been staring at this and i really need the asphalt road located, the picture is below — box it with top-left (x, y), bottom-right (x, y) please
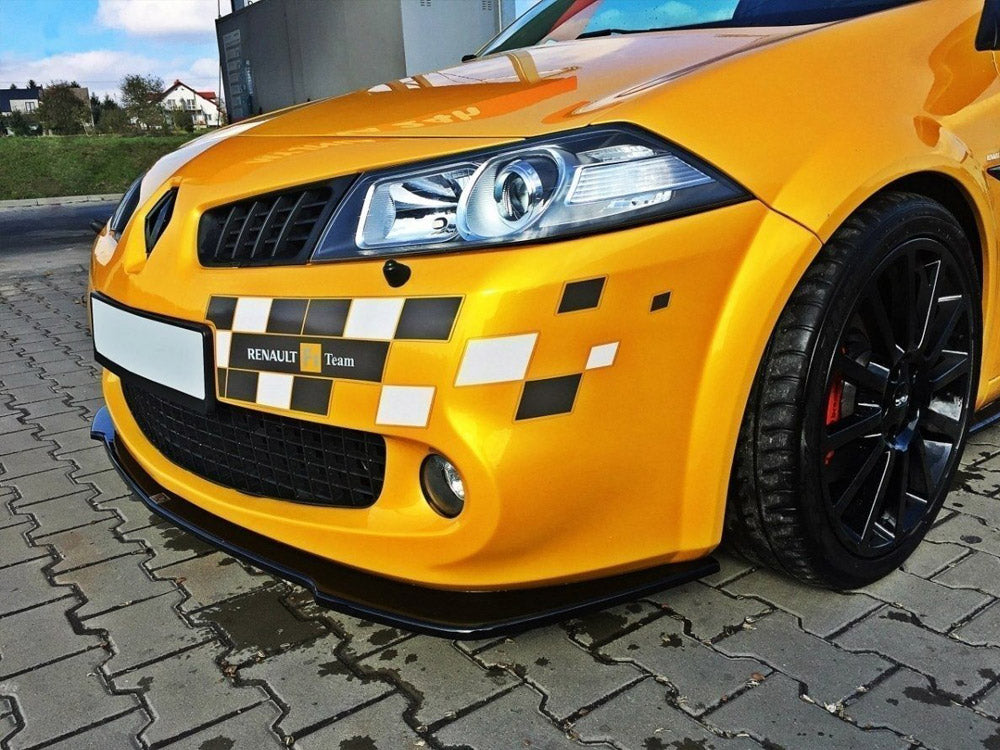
top-left (0, 201), bottom-right (114, 272)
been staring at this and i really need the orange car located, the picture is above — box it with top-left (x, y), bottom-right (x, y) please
top-left (90, 0), bottom-right (1000, 636)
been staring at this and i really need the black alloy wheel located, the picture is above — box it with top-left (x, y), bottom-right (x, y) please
top-left (820, 237), bottom-right (975, 558)
top-left (726, 191), bottom-right (981, 588)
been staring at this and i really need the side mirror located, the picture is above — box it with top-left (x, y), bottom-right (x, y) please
top-left (90, 218), bottom-right (108, 235)
top-left (462, 54), bottom-right (477, 62)
top-left (976, 0), bottom-right (1000, 51)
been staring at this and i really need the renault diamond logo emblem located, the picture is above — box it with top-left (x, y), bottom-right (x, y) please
top-left (300, 343), bottom-right (322, 373)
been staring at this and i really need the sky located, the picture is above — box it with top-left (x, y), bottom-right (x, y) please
top-left (0, 0), bottom-right (542, 103)
top-left (0, 0), bottom-right (222, 101)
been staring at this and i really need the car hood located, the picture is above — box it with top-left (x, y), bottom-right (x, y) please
top-left (238, 26), bottom-right (825, 139)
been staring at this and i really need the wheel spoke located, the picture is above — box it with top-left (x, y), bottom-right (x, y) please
top-left (922, 294), bottom-right (963, 363)
top-left (920, 403), bottom-right (964, 442)
top-left (903, 251), bottom-right (918, 350)
top-left (914, 433), bottom-right (951, 493)
top-left (928, 351), bottom-right (970, 393)
top-left (913, 260), bottom-right (941, 352)
top-left (862, 289), bottom-right (902, 363)
top-left (835, 353), bottom-right (890, 396)
top-left (861, 449), bottom-right (896, 546)
top-left (824, 408), bottom-right (885, 452)
top-left (891, 448), bottom-right (912, 537)
top-left (832, 443), bottom-right (885, 517)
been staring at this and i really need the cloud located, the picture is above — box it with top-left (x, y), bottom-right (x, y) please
top-left (0, 49), bottom-right (220, 101)
top-left (96, 0), bottom-right (219, 38)
top-left (0, 49), bottom-right (157, 91)
top-left (188, 57), bottom-right (220, 80)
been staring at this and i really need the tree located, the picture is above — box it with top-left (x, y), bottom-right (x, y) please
top-left (98, 107), bottom-right (129, 134)
top-left (121, 74), bottom-right (165, 132)
top-left (27, 79), bottom-right (37, 89)
top-left (90, 94), bottom-right (120, 129)
top-left (8, 111), bottom-right (37, 136)
top-left (37, 82), bottom-right (89, 135)
top-left (170, 107), bottom-right (194, 133)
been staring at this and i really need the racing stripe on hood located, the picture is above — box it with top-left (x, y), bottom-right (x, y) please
top-left (139, 120), bottom-right (264, 201)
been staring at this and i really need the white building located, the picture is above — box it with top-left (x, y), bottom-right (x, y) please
top-left (0, 86), bottom-right (41, 115)
top-left (160, 80), bottom-right (222, 128)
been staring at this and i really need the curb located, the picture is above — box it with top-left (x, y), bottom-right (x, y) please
top-left (0, 193), bottom-right (122, 210)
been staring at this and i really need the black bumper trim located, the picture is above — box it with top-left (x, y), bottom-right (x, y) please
top-left (971, 399), bottom-right (1000, 435)
top-left (91, 406), bottom-right (718, 639)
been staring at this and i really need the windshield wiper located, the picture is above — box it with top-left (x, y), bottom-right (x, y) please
top-left (576, 28), bottom-right (638, 39)
top-left (576, 20), bottom-right (738, 40)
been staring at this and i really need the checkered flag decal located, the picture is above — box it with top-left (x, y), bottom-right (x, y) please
top-left (208, 295), bottom-right (460, 421)
top-left (206, 276), bottom-right (650, 426)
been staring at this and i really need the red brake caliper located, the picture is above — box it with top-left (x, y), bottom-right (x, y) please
top-left (824, 375), bottom-right (844, 465)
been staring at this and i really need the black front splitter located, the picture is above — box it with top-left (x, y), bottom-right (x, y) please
top-left (971, 399), bottom-right (1000, 435)
top-left (91, 406), bottom-right (718, 639)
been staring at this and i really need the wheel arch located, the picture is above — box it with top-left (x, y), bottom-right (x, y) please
top-left (878, 171), bottom-right (987, 286)
top-left (696, 169), bottom-right (997, 553)
top-left (860, 169), bottom-right (999, 405)
top-left (784, 159), bottom-right (999, 404)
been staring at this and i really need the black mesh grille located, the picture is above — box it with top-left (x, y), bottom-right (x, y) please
top-left (122, 382), bottom-right (385, 508)
top-left (145, 188), bottom-right (177, 255)
top-left (197, 178), bottom-right (352, 267)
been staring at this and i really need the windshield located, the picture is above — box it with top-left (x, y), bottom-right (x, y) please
top-left (480, 0), bottom-right (922, 55)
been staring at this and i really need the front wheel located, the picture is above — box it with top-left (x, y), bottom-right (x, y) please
top-left (725, 191), bottom-right (981, 589)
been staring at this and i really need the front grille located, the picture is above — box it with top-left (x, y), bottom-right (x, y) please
top-left (145, 188), bottom-right (177, 255)
top-left (197, 177), bottom-right (352, 267)
top-left (122, 382), bottom-right (385, 508)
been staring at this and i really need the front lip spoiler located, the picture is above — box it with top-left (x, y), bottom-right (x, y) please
top-left (91, 406), bottom-right (719, 639)
top-left (971, 398), bottom-right (1000, 435)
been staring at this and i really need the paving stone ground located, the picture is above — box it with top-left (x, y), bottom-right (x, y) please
top-left (1, 259), bottom-right (999, 750)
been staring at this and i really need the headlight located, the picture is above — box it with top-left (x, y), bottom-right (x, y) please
top-left (313, 126), bottom-right (749, 261)
top-left (109, 173), bottom-right (145, 237)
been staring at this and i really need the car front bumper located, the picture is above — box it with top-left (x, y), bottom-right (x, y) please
top-left (91, 405), bottom-right (718, 637)
top-left (91, 194), bottom-right (822, 591)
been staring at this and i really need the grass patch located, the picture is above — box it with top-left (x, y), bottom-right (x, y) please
top-left (0, 135), bottom-right (198, 200)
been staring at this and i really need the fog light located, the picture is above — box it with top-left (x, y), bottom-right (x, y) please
top-left (421, 454), bottom-right (465, 518)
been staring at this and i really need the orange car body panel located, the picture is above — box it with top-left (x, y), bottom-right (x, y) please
top-left (90, 0), bottom-right (1000, 589)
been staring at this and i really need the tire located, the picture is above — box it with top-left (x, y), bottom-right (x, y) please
top-left (725, 191), bottom-right (981, 589)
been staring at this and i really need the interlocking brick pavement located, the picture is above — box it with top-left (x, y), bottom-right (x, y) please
top-left (1, 259), bottom-right (999, 749)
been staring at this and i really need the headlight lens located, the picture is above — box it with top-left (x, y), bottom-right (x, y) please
top-left (313, 126), bottom-right (748, 261)
top-left (357, 166), bottom-right (475, 249)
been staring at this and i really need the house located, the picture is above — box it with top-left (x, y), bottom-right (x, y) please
top-left (160, 80), bottom-right (221, 128)
top-left (0, 85), bottom-right (41, 115)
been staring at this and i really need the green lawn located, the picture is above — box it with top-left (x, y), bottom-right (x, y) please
top-left (0, 135), bottom-right (198, 200)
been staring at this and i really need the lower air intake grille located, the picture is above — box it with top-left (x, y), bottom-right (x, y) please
top-left (145, 188), bottom-right (177, 255)
top-left (122, 382), bottom-right (385, 508)
top-left (197, 177), bottom-right (352, 267)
